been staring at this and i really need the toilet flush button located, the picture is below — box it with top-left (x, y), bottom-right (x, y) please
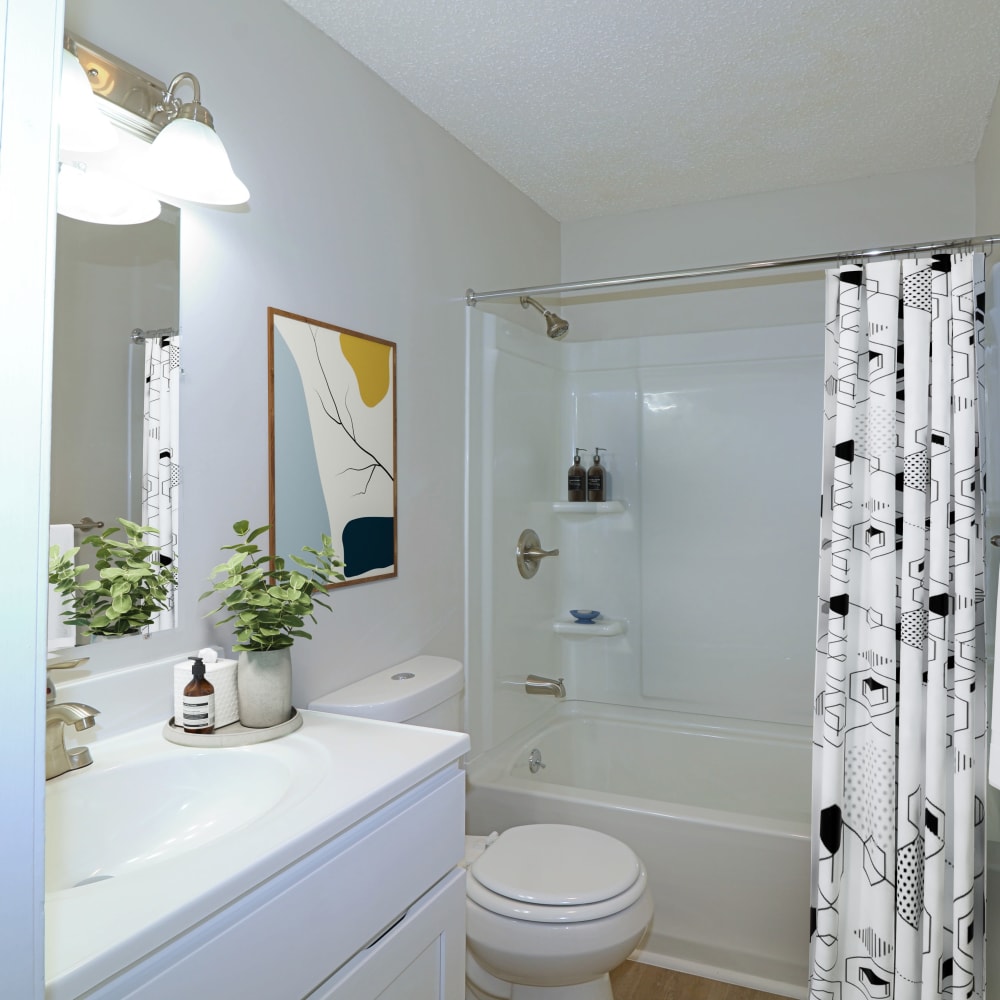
top-left (391, 672), bottom-right (415, 680)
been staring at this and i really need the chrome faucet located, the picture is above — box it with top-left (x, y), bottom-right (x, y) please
top-left (525, 674), bottom-right (566, 698)
top-left (46, 676), bottom-right (99, 780)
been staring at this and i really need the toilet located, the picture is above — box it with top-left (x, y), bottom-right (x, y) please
top-left (309, 656), bottom-right (654, 1000)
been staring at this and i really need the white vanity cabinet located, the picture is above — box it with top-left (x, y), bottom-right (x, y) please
top-left (46, 712), bottom-right (469, 1000)
top-left (89, 768), bottom-right (465, 1000)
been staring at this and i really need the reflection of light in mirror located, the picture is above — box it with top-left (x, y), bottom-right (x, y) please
top-left (58, 162), bottom-right (161, 226)
top-left (643, 392), bottom-right (678, 413)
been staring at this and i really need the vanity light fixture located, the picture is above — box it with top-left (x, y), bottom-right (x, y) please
top-left (60, 33), bottom-right (250, 214)
top-left (145, 73), bottom-right (250, 207)
top-left (58, 44), bottom-right (118, 154)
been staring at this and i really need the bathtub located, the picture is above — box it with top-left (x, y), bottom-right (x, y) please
top-left (465, 700), bottom-right (811, 999)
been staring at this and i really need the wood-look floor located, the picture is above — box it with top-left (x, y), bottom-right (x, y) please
top-left (609, 962), bottom-right (787, 1000)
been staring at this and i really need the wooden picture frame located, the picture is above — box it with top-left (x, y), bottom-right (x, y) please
top-left (268, 308), bottom-right (397, 587)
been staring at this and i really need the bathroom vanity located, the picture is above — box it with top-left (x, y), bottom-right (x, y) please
top-left (44, 709), bottom-right (469, 999)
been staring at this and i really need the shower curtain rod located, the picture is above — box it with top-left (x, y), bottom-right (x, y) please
top-left (130, 326), bottom-right (177, 343)
top-left (465, 233), bottom-right (1000, 305)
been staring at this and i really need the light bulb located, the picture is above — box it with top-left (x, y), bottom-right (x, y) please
top-left (59, 49), bottom-right (117, 154)
top-left (145, 117), bottom-right (249, 207)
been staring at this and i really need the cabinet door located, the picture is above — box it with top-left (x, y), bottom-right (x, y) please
top-left (308, 869), bottom-right (465, 1000)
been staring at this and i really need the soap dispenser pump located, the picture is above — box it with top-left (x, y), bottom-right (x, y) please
top-left (182, 656), bottom-right (216, 734)
top-left (567, 448), bottom-right (586, 502)
top-left (587, 448), bottom-right (607, 502)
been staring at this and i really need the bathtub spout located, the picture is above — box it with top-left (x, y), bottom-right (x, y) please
top-left (525, 674), bottom-right (566, 698)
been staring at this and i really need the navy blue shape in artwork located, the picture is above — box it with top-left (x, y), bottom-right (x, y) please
top-left (342, 517), bottom-right (395, 578)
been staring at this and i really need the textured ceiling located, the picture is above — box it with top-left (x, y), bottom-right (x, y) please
top-left (283, 0), bottom-right (1000, 222)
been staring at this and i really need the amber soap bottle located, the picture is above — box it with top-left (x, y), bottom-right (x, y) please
top-left (567, 449), bottom-right (586, 501)
top-left (182, 656), bottom-right (216, 734)
top-left (587, 447), bottom-right (607, 502)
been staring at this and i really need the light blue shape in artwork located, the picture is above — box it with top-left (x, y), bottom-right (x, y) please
top-left (273, 330), bottom-right (331, 559)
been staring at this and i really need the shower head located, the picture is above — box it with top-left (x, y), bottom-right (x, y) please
top-left (520, 296), bottom-right (569, 340)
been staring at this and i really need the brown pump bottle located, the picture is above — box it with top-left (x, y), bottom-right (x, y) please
top-left (567, 449), bottom-right (586, 502)
top-left (182, 656), bottom-right (216, 734)
top-left (587, 447), bottom-right (607, 502)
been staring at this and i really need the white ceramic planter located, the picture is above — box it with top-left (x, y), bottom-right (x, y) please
top-left (237, 648), bottom-right (293, 728)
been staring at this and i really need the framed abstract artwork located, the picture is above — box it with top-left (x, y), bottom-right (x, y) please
top-left (268, 308), bottom-right (397, 587)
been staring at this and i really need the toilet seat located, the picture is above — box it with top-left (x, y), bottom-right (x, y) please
top-left (466, 824), bottom-right (647, 923)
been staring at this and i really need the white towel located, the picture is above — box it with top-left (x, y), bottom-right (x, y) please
top-left (48, 524), bottom-right (77, 651)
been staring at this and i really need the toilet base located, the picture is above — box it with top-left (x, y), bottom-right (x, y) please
top-left (467, 973), bottom-right (613, 1000)
top-left (512, 975), bottom-right (613, 1000)
top-left (467, 950), bottom-right (615, 1000)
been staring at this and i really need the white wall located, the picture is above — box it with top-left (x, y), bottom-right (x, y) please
top-left (975, 79), bottom-right (1000, 234)
top-left (62, 0), bottom-right (560, 704)
top-left (561, 165), bottom-right (976, 340)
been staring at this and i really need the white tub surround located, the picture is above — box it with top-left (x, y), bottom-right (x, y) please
top-left (466, 701), bottom-right (811, 998)
top-left (45, 704), bottom-right (469, 999)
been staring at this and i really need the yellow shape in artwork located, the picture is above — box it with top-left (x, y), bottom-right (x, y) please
top-left (340, 333), bottom-right (391, 408)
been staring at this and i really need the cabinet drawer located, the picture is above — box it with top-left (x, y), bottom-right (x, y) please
top-left (306, 868), bottom-right (465, 1000)
top-left (106, 768), bottom-right (465, 1000)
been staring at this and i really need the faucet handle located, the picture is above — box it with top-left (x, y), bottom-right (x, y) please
top-left (46, 657), bottom-right (90, 707)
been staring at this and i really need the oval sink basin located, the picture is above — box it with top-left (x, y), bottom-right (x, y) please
top-left (46, 751), bottom-right (292, 892)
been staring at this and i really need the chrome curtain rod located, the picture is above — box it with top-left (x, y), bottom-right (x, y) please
top-left (465, 234), bottom-right (1000, 305)
top-left (130, 326), bottom-right (178, 343)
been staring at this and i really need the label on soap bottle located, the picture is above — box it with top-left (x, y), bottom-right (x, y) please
top-left (182, 695), bottom-right (215, 729)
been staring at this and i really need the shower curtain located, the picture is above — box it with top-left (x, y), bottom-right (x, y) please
top-left (810, 255), bottom-right (986, 1000)
top-left (141, 332), bottom-right (180, 631)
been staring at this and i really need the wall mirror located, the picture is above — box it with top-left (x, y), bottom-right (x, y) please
top-left (49, 205), bottom-right (180, 648)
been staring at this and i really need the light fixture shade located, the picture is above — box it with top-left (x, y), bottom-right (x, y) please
top-left (145, 117), bottom-right (249, 207)
top-left (59, 49), bottom-right (118, 154)
top-left (57, 162), bottom-right (162, 226)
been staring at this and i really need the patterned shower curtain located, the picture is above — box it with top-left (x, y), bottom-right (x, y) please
top-left (810, 255), bottom-right (986, 1000)
top-left (141, 332), bottom-right (180, 631)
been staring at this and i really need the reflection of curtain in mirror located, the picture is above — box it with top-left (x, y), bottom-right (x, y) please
top-left (142, 333), bottom-right (180, 631)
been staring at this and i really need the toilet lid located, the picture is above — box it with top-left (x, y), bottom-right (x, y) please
top-left (468, 824), bottom-right (641, 906)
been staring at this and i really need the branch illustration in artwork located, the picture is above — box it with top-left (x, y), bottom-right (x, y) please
top-left (311, 328), bottom-right (393, 496)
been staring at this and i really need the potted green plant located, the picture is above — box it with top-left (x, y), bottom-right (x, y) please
top-left (200, 520), bottom-right (344, 728)
top-left (48, 518), bottom-right (178, 638)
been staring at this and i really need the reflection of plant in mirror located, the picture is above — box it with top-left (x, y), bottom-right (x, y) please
top-left (200, 520), bottom-right (344, 652)
top-left (49, 518), bottom-right (178, 637)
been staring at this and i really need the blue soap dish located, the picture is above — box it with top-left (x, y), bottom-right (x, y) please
top-left (569, 609), bottom-right (601, 623)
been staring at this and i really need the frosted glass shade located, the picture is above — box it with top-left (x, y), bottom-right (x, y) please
top-left (145, 117), bottom-right (250, 207)
top-left (57, 163), bottom-right (162, 226)
top-left (59, 49), bottom-right (117, 154)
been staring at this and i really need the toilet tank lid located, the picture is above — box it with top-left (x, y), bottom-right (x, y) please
top-left (308, 655), bottom-right (463, 723)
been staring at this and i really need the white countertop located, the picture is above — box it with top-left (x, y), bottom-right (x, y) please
top-left (45, 710), bottom-right (468, 1000)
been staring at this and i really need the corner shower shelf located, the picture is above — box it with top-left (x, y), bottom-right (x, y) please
top-left (552, 618), bottom-right (626, 637)
top-left (551, 500), bottom-right (625, 515)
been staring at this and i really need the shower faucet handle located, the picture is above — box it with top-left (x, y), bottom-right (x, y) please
top-left (516, 528), bottom-right (559, 579)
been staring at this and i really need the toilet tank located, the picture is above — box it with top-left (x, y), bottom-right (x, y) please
top-left (308, 655), bottom-right (464, 730)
